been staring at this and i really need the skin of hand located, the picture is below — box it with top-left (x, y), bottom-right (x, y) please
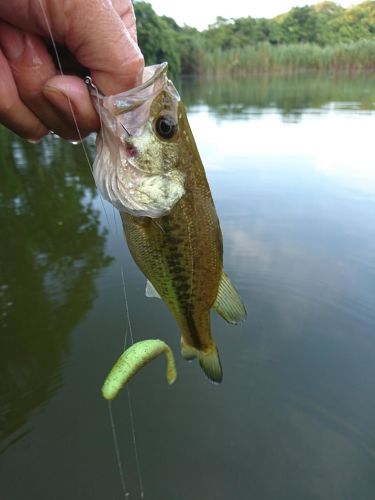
top-left (0, 0), bottom-right (144, 141)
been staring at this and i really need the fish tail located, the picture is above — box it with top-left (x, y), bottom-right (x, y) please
top-left (198, 345), bottom-right (223, 384)
top-left (181, 338), bottom-right (223, 384)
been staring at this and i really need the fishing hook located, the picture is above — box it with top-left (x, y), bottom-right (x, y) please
top-left (84, 76), bottom-right (97, 91)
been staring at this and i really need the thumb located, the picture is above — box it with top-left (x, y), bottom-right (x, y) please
top-left (58, 0), bottom-right (144, 95)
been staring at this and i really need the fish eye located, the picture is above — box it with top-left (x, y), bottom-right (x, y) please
top-left (155, 115), bottom-right (177, 140)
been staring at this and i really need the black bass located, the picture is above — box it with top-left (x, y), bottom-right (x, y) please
top-left (90, 63), bottom-right (246, 383)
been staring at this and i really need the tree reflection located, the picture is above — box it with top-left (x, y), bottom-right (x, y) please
top-left (0, 129), bottom-right (112, 449)
top-left (181, 72), bottom-right (375, 119)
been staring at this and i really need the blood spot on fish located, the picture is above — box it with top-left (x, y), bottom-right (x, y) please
top-left (126, 145), bottom-right (138, 158)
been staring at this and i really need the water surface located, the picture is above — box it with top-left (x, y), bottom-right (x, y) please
top-left (1, 73), bottom-right (375, 500)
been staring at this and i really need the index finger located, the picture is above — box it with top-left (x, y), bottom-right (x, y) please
top-left (0, 0), bottom-right (144, 95)
top-left (111, 0), bottom-right (138, 43)
top-left (50, 0), bottom-right (144, 95)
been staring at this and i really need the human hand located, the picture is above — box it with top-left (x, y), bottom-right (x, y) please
top-left (0, 0), bottom-right (144, 141)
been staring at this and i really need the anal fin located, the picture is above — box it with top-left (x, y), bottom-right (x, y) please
top-left (213, 271), bottom-right (247, 324)
top-left (181, 338), bottom-right (196, 361)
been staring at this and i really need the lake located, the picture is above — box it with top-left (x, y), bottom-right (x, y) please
top-left (1, 73), bottom-right (375, 500)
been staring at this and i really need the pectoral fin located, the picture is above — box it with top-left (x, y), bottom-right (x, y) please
top-left (213, 271), bottom-right (247, 324)
top-left (145, 280), bottom-right (161, 299)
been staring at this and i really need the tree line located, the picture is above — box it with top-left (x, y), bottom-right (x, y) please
top-left (134, 1), bottom-right (375, 75)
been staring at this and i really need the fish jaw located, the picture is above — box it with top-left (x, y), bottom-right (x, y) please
top-left (90, 63), bottom-right (185, 217)
top-left (92, 117), bottom-right (185, 217)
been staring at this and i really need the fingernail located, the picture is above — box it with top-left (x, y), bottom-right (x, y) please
top-left (43, 86), bottom-right (74, 116)
top-left (0, 26), bottom-right (25, 60)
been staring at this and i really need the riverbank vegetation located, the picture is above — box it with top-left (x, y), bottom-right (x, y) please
top-left (134, 1), bottom-right (375, 75)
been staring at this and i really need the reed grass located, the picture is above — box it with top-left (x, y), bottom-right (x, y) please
top-left (196, 40), bottom-right (375, 76)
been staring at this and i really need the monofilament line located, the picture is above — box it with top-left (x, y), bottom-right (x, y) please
top-left (112, 209), bottom-right (134, 349)
top-left (94, 87), bottom-right (133, 350)
top-left (108, 402), bottom-right (129, 498)
top-left (111, 198), bottom-right (145, 499)
top-left (36, 2), bottom-right (144, 498)
top-left (93, 82), bottom-right (145, 500)
top-left (127, 387), bottom-right (145, 499)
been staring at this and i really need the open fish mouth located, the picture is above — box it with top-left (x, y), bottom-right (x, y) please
top-left (87, 62), bottom-right (185, 218)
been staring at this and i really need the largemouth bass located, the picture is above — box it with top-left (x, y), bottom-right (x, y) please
top-left (90, 63), bottom-right (246, 383)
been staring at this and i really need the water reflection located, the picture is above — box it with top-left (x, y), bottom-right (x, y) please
top-left (0, 130), bottom-right (111, 450)
top-left (181, 72), bottom-right (375, 119)
top-left (1, 73), bottom-right (375, 500)
top-left (178, 75), bottom-right (375, 499)
top-left (187, 108), bottom-right (375, 200)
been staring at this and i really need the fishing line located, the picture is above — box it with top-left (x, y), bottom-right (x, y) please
top-left (91, 79), bottom-right (133, 350)
top-left (108, 401), bottom-right (129, 499)
top-left (91, 65), bottom-right (145, 500)
top-left (37, 2), bottom-right (144, 497)
top-left (36, 0), bottom-right (90, 168)
top-left (100, 97), bottom-right (143, 496)
top-left (127, 387), bottom-right (145, 500)
top-left (109, 155), bottom-right (144, 500)
top-left (112, 208), bottom-right (134, 349)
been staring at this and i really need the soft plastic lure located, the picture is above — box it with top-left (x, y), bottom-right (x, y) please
top-left (102, 339), bottom-right (177, 400)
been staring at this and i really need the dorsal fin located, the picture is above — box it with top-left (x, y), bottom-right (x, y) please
top-left (213, 271), bottom-right (247, 324)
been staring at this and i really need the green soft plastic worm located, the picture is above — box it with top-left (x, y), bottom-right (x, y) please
top-left (102, 339), bottom-right (177, 400)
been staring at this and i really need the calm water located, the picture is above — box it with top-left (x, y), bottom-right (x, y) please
top-left (1, 74), bottom-right (375, 500)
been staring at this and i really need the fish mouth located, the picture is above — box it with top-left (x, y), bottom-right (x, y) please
top-left (125, 142), bottom-right (138, 158)
top-left (120, 123), bottom-right (138, 158)
top-left (89, 63), bottom-right (184, 217)
top-left (87, 62), bottom-right (170, 118)
top-left (111, 62), bottom-right (169, 115)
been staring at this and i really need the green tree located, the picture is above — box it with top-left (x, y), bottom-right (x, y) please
top-left (134, 1), bottom-right (181, 75)
top-left (133, 0), bottom-right (375, 76)
top-left (280, 6), bottom-right (319, 44)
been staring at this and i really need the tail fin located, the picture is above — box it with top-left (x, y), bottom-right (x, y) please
top-left (198, 345), bottom-right (223, 384)
top-left (181, 339), bottom-right (223, 383)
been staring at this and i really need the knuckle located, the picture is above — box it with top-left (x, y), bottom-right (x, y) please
top-left (0, 98), bottom-right (15, 115)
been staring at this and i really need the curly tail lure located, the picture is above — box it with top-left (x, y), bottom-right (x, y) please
top-left (102, 339), bottom-right (177, 400)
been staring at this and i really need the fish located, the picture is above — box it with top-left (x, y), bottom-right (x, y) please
top-left (90, 63), bottom-right (246, 383)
